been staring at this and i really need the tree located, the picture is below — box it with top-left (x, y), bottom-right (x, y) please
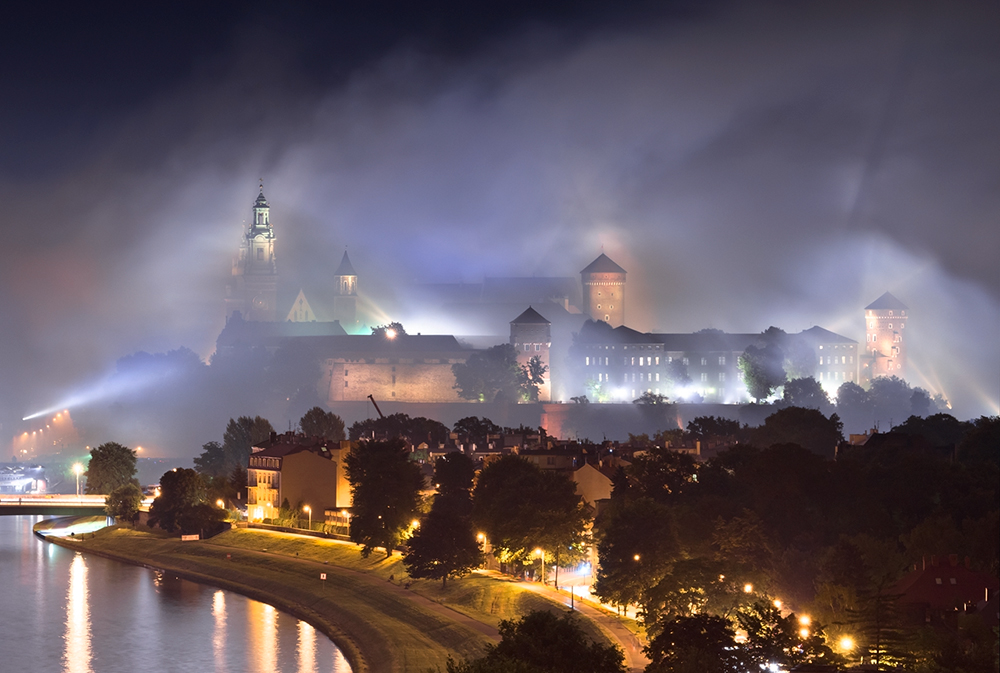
top-left (686, 416), bottom-right (742, 444)
top-left (868, 376), bottom-right (913, 430)
top-left (349, 412), bottom-right (450, 445)
top-left (452, 343), bottom-right (529, 403)
top-left (633, 391), bottom-right (669, 405)
top-left (736, 601), bottom-right (836, 669)
top-left (522, 355), bottom-right (548, 402)
top-left (192, 441), bottom-right (227, 478)
top-left (749, 407), bottom-right (844, 458)
top-left (472, 455), bottom-right (590, 569)
top-left (645, 613), bottom-right (752, 673)
top-left (344, 439), bottom-right (424, 557)
top-left (779, 377), bottom-right (831, 413)
top-left (835, 381), bottom-right (871, 434)
top-left (404, 453), bottom-right (482, 586)
top-left (105, 482), bottom-right (143, 525)
top-left (449, 610), bottom-right (626, 673)
top-left (84, 442), bottom-right (137, 494)
top-left (452, 416), bottom-right (502, 449)
top-left (298, 406), bottom-right (346, 441)
top-left (371, 321), bottom-right (407, 338)
top-left (594, 497), bottom-right (680, 611)
top-left (738, 342), bottom-right (785, 402)
top-left (147, 468), bottom-right (208, 533)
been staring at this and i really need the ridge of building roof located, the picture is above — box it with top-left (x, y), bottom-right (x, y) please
top-left (798, 326), bottom-right (858, 344)
top-left (581, 253), bottom-right (626, 275)
top-left (511, 306), bottom-right (550, 325)
top-left (866, 291), bottom-right (908, 311)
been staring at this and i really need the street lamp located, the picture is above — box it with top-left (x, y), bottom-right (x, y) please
top-left (303, 505), bottom-right (312, 531)
top-left (216, 499), bottom-right (225, 508)
top-left (535, 548), bottom-right (545, 585)
top-left (72, 463), bottom-right (84, 497)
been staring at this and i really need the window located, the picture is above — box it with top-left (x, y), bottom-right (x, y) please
top-left (585, 357), bottom-right (590, 366)
top-left (344, 369), bottom-right (349, 376)
top-left (598, 373), bottom-right (603, 382)
top-left (701, 357), bottom-right (708, 366)
top-left (535, 344), bottom-right (540, 351)
top-left (718, 356), bottom-right (726, 365)
top-left (888, 323), bottom-right (892, 329)
top-left (719, 373), bottom-right (726, 382)
top-left (344, 380), bottom-right (348, 387)
top-left (391, 375), bottom-right (396, 384)
top-left (631, 357), bottom-right (635, 366)
top-left (701, 373), bottom-right (708, 382)
top-left (391, 391), bottom-right (395, 397)
top-left (597, 304), bottom-right (601, 309)
top-left (639, 357), bottom-right (644, 366)
top-left (655, 356), bottom-right (660, 365)
top-left (683, 358), bottom-right (689, 366)
top-left (605, 357), bottom-right (609, 366)
top-left (640, 373), bottom-right (644, 382)
top-left (257, 248), bottom-right (264, 260)
top-left (604, 315), bottom-right (610, 321)
top-left (655, 373), bottom-right (660, 381)
top-left (632, 373), bottom-right (636, 382)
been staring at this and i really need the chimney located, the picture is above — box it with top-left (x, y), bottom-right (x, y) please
top-left (949, 553), bottom-right (959, 567)
top-left (270, 431), bottom-right (277, 443)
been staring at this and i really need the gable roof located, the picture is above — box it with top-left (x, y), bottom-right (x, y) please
top-left (866, 291), bottom-right (908, 311)
top-left (511, 306), bottom-right (550, 325)
top-left (581, 253), bottom-right (626, 275)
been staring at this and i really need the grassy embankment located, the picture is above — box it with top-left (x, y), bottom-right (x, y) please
top-left (53, 526), bottom-right (611, 673)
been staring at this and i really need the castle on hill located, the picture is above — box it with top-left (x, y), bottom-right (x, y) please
top-left (221, 187), bottom-right (907, 405)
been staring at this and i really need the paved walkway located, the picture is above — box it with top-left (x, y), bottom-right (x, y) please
top-left (506, 577), bottom-right (650, 672)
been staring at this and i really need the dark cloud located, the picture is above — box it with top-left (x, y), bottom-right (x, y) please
top-left (1, 1), bottom-right (997, 451)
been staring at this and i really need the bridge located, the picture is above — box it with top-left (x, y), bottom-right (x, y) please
top-left (0, 494), bottom-right (111, 516)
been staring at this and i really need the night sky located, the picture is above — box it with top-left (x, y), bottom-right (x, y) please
top-left (2, 1), bottom-right (997, 438)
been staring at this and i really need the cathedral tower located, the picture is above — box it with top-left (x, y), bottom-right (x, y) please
top-left (862, 291), bottom-right (908, 386)
top-left (510, 306), bottom-right (551, 402)
top-left (581, 253), bottom-right (626, 328)
top-left (333, 250), bottom-right (358, 330)
top-left (226, 185), bottom-right (278, 322)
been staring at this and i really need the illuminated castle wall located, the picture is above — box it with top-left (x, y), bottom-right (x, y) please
top-left (581, 253), bottom-right (626, 328)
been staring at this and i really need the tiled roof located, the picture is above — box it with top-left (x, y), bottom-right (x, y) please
top-left (866, 291), bottom-right (908, 311)
top-left (581, 253), bottom-right (626, 275)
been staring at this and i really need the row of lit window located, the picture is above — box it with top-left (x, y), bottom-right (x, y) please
top-left (818, 371), bottom-right (854, 382)
top-left (820, 355), bottom-right (853, 365)
top-left (868, 321), bottom-right (904, 329)
top-left (521, 343), bottom-right (544, 351)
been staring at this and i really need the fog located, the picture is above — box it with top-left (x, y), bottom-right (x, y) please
top-left (2, 2), bottom-right (997, 457)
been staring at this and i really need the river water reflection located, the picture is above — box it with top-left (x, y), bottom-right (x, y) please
top-left (0, 515), bottom-right (351, 673)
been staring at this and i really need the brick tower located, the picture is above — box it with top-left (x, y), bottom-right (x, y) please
top-left (862, 291), bottom-right (908, 386)
top-left (510, 306), bottom-right (551, 402)
top-left (581, 253), bottom-right (626, 327)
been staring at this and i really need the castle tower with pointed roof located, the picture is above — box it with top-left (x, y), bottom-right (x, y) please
top-left (511, 306), bottom-right (552, 402)
top-left (226, 184), bottom-right (278, 322)
top-left (862, 291), bottom-right (908, 386)
top-left (333, 250), bottom-right (358, 331)
top-left (581, 253), bottom-right (626, 328)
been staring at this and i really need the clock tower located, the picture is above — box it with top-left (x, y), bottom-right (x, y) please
top-left (226, 185), bottom-right (278, 322)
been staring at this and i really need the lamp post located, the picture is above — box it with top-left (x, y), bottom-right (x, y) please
top-left (72, 463), bottom-right (84, 497)
top-left (535, 548), bottom-right (545, 585)
top-left (304, 505), bottom-right (312, 531)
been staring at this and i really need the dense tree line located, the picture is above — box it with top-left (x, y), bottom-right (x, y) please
top-left (594, 414), bottom-right (999, 672)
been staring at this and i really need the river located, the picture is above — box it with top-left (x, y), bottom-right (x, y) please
top-left (0, 515), bottom-right (351, 672)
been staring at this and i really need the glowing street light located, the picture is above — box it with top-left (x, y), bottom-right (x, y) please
top-left (743, 583), bottom-right (754, 594)
top-left (216, 499), bottom-right (225, 508)
top-left (72, 463), bottom-right (84, 497)
top-left (838, 636), bottom-right (855, 652)
top-left (304, 505), bottom-right (312, 531)
top-left (633, 554), bottom-right (641, 561)
top-left (535, 548), bottom-right (545, 585)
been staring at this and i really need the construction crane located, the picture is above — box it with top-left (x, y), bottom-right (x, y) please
top-left (367, 394), bottom-right (385, 419)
